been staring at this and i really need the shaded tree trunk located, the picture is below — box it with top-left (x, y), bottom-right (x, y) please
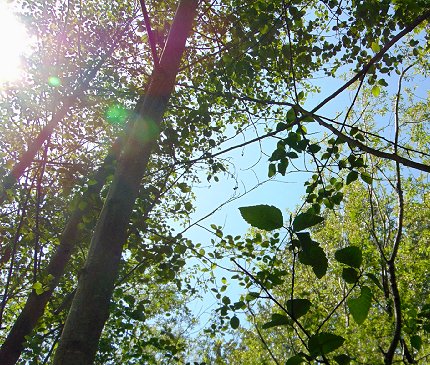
top-left (52, 1), bottom-right (198, 364)
top-left (0, 139), bottom-right (120, 365)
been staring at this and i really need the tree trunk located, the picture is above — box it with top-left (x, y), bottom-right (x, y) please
top-left (52, 1), bottom-right (198, 364)
top-left (0, 139), bottom-right (120, 365)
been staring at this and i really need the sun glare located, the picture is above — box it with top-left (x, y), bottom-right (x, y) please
top-left (0, 2), bottom-right (29, 85)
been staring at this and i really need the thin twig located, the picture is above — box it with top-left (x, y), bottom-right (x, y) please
top-left (232, 259), bottom-right (311, 339)
top-left (311, 11), bottom-right (430, 114)
top-left (248, 305), bottom-right (281, 365)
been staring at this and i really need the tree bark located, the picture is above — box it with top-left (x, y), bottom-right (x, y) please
top-left (52, 1), bottom-right (198, 364)
top-left (0, 140), bottom-right (120, 365)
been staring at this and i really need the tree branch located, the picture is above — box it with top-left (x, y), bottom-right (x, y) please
top-left (139, 0), bottom-right (159, 66)
top-left (247, 305), bottom-right (281, 365)
top-left (311, 10), bottom-right (430, 114)
top-left (0, 19), bottom-right (133, 207)
top-left (308, 112), bottom-right (430, 173)
top-left (385, 65), bottom-right (410, 365)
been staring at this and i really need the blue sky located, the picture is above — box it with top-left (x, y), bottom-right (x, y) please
top-left (177, 74), bottom-right (356, 332)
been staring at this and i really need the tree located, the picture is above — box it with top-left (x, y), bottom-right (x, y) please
top-left (51, 0), bottom-right (198, 363)
top-left (0, 0), bottom-right (429, 364)
top-left (215, 173), bottom-right (430, 364)
top-left (204, 48), bottom-right (430, 365)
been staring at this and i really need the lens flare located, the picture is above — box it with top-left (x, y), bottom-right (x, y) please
top-left (106, 104), bottom-right (129, 125)
top-left (48, 76), bottom-right (61, 87)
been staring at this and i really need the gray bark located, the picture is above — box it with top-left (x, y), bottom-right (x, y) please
top-left (52, 1), bottom-right (198, 364)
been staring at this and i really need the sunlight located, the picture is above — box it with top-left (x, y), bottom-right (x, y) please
top-left (0, 2), bottom-right (29, 85)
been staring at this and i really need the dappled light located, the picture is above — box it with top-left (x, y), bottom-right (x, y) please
top-left (0, 1), bottom-right (429, 364)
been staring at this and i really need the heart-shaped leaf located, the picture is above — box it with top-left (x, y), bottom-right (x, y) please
top-left (287, 298), bottom-right (311, 319)
top-left (293, 212), bottom-right (324, 232)
top-left (347, 286), bottom-right (372, 325)
top-left (335, 246), bottom-right (362, 268)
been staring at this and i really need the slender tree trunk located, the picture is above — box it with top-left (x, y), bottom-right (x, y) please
top-left (52, 1), bottom-right (198, 364)
top-left (0, 139), bottom-right (120, 365)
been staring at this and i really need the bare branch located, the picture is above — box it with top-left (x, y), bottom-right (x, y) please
top-left (139, 0), bottom-right (159, 66)
top-left (247, 305), bottom-right (281, 365)
top-left (309, 112), bottom-right (430, 173)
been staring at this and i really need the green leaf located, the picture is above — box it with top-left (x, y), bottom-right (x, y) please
top-left (268, 163), bottom-right (276, 177)
top-left (278, 159), bottom-right (289, 176)
top-left (293, 212), bottom-right (324, 232)
top-left (346, 171), bottom-right (358, 185)
top-left (410, 334), bottom-right (422, 351)
top-left (308, 332), bottom-right (345, 357)
top-left (230, 315), bottom-right (240, 329)
top-left (32, 282), bottom-right (44, 295)
top-left (332, 192), bottom-right (344, 205)
top-left (286, 355), bottom-right (304, 365)
top-left (342, 268), bottom-right (359, 284)
top-left (184, 201), bottom-right (193, 211)
top-left (287, 298), bottom-right (311, 319)
top-left (298, 236), bottom-right (328, 278)
top-left (128, 310), bottom-right (145, 321)
top-left (308, 144), bottom-right (321, 153)
top-left (177, 182), bottom-right (190, 193)
top-left (335, 246), bottom-right (362, 268)
top-left (262, 313), bottom-right (290, 329)
top-left (366, 273), bottom-right (383, 291)
top-left (334, 354), bottom-right (351, 364)
top-left (239, 205), bottom-right (284, 231)
top-left (276, 122), bottom-right (288, 131)
top-left (269, 148), bottom-right (286, 162)
top-left (286, 151), bottom-right (299, 159)
top-left (360, 172), bottom-right (372, 185)
top-left (222, 296), bottom-right (231, 305)
top-left (347, 286), bottom-right (372, 325)
top-left (371, 85), bottom-right (380, 97)
top-left (287, 108), bottom-right (296, 122)
top-left (371, 41), bottom-right (380, 53)
top-left (246, 292), bottom-right (260, 301)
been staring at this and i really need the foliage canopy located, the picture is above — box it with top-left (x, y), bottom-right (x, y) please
top-left (0, 0), bottom-right (429, 364)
